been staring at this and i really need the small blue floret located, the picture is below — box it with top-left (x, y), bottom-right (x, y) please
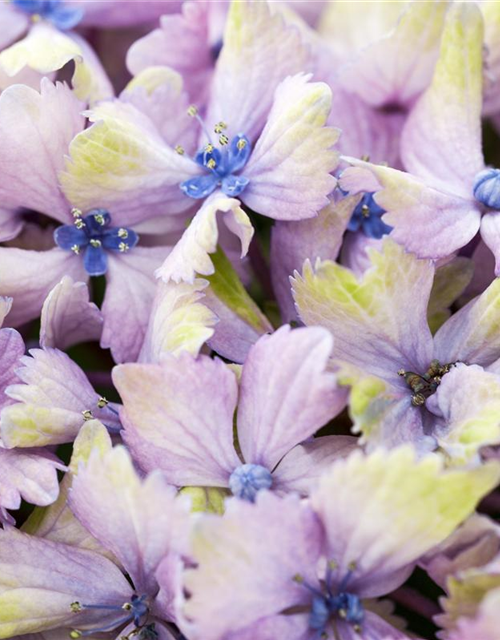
top-left (180, 134), bottom-right (251, 200)
top-left (473, 168), bottom-right (500, 209)
top-left (228, 463), bottom-right (273, 502)
top-left (12, 0), bottom-right (84, 30)
top-left (54, 209), bottom-right (138, 277)
top-left (347, 192), bottom-right (392, 239)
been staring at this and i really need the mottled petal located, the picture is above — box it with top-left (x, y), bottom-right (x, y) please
top-left (206, 0), bottom-right (309, 142)
top-left (1, 348), bottom-right (120, 447)
top-left (340, 161), bottom-right (481, 260)
top-left (139, 279), bottom-right (217, 363)
top-left (433, 277), bottom-right (500, 367)
top-left (448, 586), bottom-right (500, 640)
top-left (70, 446), bottom-right (189, 594)
top-left (272, 435), bottom-right (356, 495)
top-left (183, 493), bottom-right (322, 640)
top-left (311, 448), bottom-right (500, 597)
top-left (60, 103), bottom-right (200, 226)
top-left (0, 248), bottom-right (87, 327)
top-left (156, 192), bottom-right (253, 284)
top-left (427, 257), bottom-right (474, 333)
top-left (271, 195), bottom-right (356, 322)
top-left (40, 277), bottom-right (103, 350)
top-left (243, 74), bottom-right (338, 220)
top-left (400, 3), bottom-right (484, 195)
top-left (0, 23), bottom-right (81, 76)
top-left (114, 354), bottom-right (241, 486)
top-left (101, 248), bottom-right (166, 364)
top-left (292, 239), bottom-right (435, 384)
top-left (237, 325), bottom-right (344, 470)
top-left (427, 364), bottom-right (500, 464)
top-left (0, 528), bottom-right (132, 637)
top-left (0, 79), bottom-right (83, 222)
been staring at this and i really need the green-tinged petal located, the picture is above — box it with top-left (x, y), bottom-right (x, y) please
top-left (125, 66), bottom-right (183, 96)
top-left (429, 364), bottom-right (500, 465)
top-left (22, 421), bottom-right (114, 560)
top-left (180, 487), bottom-right (229, 515)
top-left (311, 447), bottom-right (500, 597)
top-left (427, 257), bottom-right (475, 333)
top-left (0, 24), bottom-right (81, 76)
top-left (292, 238), bottom-right (434, 383)
top-left (139, 279), bottom-right (218, 362)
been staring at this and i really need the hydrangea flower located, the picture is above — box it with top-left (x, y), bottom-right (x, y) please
top-left (182, 447), bottom-right (500, 640)
top-left (113, 325), bottom-right (351, 500)
top-left (292, 239), bottom-right (500, 461)
top-left (61, 0), bottom-right (339, 284)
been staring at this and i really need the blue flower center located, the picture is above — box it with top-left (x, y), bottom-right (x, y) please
top-left (12, 0), bottom-right (84, 30)
top-left (54, 208), bottom-right (139, 277)
top-left (228, 463), bottom-right (273, 502)
top-left (473, 168), bottom-right (500, 209)
top-left (70, 594), bottom-right (149, 638)
top-left (347, 192), bottom-right (392, 240)
top-left (179, 107), bottom-right (251, 200)
top-left (294, 565), bottom-right (364, 636)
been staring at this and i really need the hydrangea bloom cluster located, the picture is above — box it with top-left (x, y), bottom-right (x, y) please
top-left (1, 1), bottom-right (500, 639)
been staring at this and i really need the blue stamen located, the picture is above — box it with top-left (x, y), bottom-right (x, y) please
top-left (12, 0), bottom-right (84, 30)
top-left (54, 209), bottom-right (139, 277)
top-left (347, 192), bottom-right (392, 239)
top-left (228, 464), bottom-right (273, 502)
top-left (473, 168), bottom-right (500, 209)
top-left (180, 114), bottom-right (252, 199)
top-left (70, 594), bottom-right (149, 638)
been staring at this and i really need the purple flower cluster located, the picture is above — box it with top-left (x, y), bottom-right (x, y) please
top-left (0, 1), bottom-right (500, 639)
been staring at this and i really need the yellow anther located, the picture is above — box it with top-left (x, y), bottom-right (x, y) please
top-left (82, 409), bottom-right (93, 421)
top-left (71, 207), bottom-right (82, 218)
top-left (70, 631), bottom-right (82, 639)
top-left (398, 369), bottom-right (406, 376)
top-left (89, 239), bottom-right (102, 248)
top-left (219, 134), bottom-right (229, 146)
top-left (338, 608), bottom-right (347, 619)
top-left (237, 138), bottom-right (247, 151)
top-left (74, 218), bottom-right (85, 230)
top-left (187, 105), bottom-right (198, 117)
top-left (353, 625), bottom-right (362, 633)
top-left (71, 245), bottom-right (80, 255)
top-left (175, 145), bottom-right (185, 155)
top-left (70, 601), bottom-right (82, 613)
top-left (94, 213), bottom-right (105, 226)
top-left (348, 561), bottom-right (357, 572)
top-left (207, 158), bottom-right (217, 170)
top-left (122, 602), bottom-right (133, 611)
top-left (97, 396), bottom-right (108, 409)
top-left (118, 228), bottom-right (128, 239)
top-left (292, 573), bottom-right (304, 583)
top-left (361, 154), bottom-right (370, 162)
top-left (328, 560), bottom-right (338, 571)
top-left (205, 144), bottom-right (214, 153)
top-left (361, 204), bottom-right (370, 218)
top-left (119, 242), bottom-right (130, 253)
top-left (214, 121), bottom-right (227, 134)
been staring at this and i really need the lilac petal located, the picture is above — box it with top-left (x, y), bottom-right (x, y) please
top-left (113, 354), bottom-right (241, 486)
top-left (310, 448), bottom-right (500, 598)
top-left (0, 79), bottom-right (84, 223)
top-left (0, 247), bottom-right (87, 327)
top-left (80, 0), bottom-right (182, 28)
top-left (183, 492), bottom-right (322, 640)
top-left (340, 161), bottom-right (482, 261)
top-left (0, 207), bottom-right (23, 243)
top-left (0, 4), bottom-right (29, 50)
top-left (101, 248), bottom-right (166, 364)
top-left (272, 435), bottom-right (357, 495)
top-left (433, 278), bottom-right (500, 368)
top-left (0, 297), bottom-right (12, 329)
top-left (337, 610), bottom-right (413, 640)
top-left (0, 328), bottom-right (25, 411)
top-left (156, 193), bottom-right (253, 284)
top-left (480, 211), bottom-right (500, 276)
top-left (400, 3), bottom-right (484, 197)
top-left (40, 277), bottom-right (103, 350)
top-left (70, 446), bottom-right (189, 595)
top-left (0, 527), bottom-right (132, 636)
top-left (126, 2), bottom-right (216, 103)
top-left (237, 325), bottom-right (344, 471)
top-left (243, 74), bottom-right (338, 220)
top-left (1, 348), bottom-right (120, 447)
top-left (0, 447), bottom-right (64, 512)
top-left (271, 195), bottom-right (357, 322)
top-left (206, 0), bottom-right (309, 142)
